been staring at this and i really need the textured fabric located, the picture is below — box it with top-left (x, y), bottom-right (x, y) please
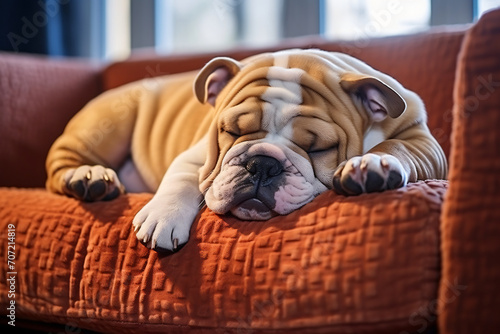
top-left (439, 9), bottom-right (500, 334)
top-left (4, 12), bottom-right (497, 332)
top-left (0, 181), bottom-right (446, 333)
top-left (0, 52), bottom-right (103, 188)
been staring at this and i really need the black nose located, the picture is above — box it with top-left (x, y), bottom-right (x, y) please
top-left (246, 155), bottom-right (283, 186)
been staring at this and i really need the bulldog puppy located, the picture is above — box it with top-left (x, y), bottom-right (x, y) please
top-left (46, 49), bottom-right (447, 252)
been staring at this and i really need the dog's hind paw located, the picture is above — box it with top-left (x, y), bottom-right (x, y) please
top-left (332, 153), bottom-right (408, 195)
top-left (63, 165), bottom-right (125, 201)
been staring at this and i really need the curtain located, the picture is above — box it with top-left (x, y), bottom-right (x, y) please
top-left (0, 0), bottom-right (103, 58)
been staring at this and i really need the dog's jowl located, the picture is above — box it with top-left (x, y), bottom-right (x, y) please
top-left (46, 49), bottom-right (447, 252)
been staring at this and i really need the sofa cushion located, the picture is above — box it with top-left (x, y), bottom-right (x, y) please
top-left (439, 8), bottom-right (500, 334)
top-left (0, 181), bottom-right (446, 333)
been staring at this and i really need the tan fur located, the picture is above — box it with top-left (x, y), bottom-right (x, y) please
top-left (46, 49), bottom-right (448, 251)
top-left (46, 49), bottom-right (446, 199)
top-left (196, 50), bottom-right (446, 193)
top-left (46, 72), bottom-right (213, 194)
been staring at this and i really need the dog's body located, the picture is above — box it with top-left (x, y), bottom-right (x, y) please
top-left (46, 50), bottom-right (447, 251)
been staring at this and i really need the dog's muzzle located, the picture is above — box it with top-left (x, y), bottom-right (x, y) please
top-left (230, 155), bottom-right (284, 219)
top-left (204, 142), bottom-right (319, 220)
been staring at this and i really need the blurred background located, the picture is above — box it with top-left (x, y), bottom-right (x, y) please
top-left (0, 0), bottom-right (499, 61)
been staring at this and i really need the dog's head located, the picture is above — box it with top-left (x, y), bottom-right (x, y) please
top-left (194, 50), bottom-right (406, 220)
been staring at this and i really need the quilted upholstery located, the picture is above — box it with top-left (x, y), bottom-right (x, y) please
top-left (0, 181), bottom-right (446, 333)
top-left (438, 9), bottom-right (500, 334)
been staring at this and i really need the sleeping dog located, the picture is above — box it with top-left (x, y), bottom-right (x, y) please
top-left (46, 49), bottom-right (447, 251)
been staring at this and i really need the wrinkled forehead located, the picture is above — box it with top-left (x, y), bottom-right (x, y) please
top-left (217, 51), bottom-right (342, 130)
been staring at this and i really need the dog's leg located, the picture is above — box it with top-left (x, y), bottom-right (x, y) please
top-left (333, 123), bottom-right (447, 195)
top-left (46, 84), bottom-right (142, 201)
top-left (133, 136), bottom-right (207, 252)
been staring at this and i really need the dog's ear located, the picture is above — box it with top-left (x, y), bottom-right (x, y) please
top-left (194, 57), bottom-right (242, 106)
top-left (340, 72), bottom-right (406, 122)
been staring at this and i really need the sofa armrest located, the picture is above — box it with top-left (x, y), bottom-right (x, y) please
top-left (0, 52), bottom-right (103, 188)
top-left (439, 8), bottom-right (500, 334)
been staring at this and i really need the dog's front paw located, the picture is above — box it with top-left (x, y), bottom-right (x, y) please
top-left (132, 197), bottom-right (193, 252)
top-left (63, 165), bottom-right (125, 201)
top-left (332, 153), bottom-right (408, 195)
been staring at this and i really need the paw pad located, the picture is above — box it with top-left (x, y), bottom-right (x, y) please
top-left (333, 153), bottom-right (407, 195)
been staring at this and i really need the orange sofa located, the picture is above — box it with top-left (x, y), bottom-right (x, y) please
top-left (1, 8), bottom-right (499, 334)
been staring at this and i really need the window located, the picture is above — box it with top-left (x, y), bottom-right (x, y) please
top-left (323, 0), bottom-right (431, 40)
top-left (155, 0), bottom-right (284, 54)
top-left (152, 0), bottom-right (499, 56)
top-left (478, 0), bottom-right (500, 14)
top-left (1, 0), bottom-right (499, 59)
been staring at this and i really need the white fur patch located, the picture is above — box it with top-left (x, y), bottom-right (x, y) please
top-left (261, 53), bottom-right (304, 133)
top-left (204, 140), bottom-right (321, 217)
top-left (363, 125), bottom-right (386, 153)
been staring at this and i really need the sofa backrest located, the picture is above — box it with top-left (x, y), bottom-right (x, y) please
top-left (0, 25), bottom-right (467, 188)
top-left (0, 53), bottom-right (103, 188)
top-left (104, 28), bottom-right (467, 159)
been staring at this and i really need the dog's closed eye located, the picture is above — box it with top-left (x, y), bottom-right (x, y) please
top-left (308, 143), bottom-right (339, 154)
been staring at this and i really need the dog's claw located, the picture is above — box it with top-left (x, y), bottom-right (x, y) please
top-left (173, 238), bottom-right (179, 251)
top-left (381, 158), bottom-right (389, 169)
